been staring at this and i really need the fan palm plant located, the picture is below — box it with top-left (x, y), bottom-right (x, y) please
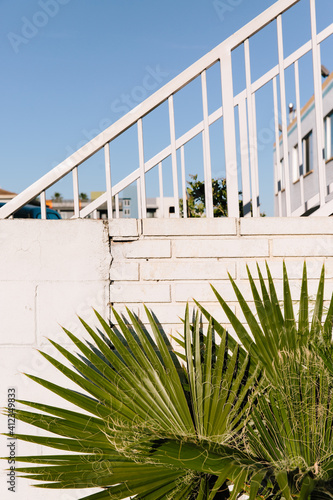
top-left (3, 262), bottom-right (333, 500)
top-left (195, 263), bottom-right (333, 500)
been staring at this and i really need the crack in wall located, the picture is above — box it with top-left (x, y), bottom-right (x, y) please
top-left (104, 220), bottom-right (113, 325)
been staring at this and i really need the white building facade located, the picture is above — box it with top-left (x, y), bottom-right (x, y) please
top-left (274, 72), bottom-right (333, 216)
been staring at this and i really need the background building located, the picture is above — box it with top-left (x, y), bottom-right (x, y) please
top-left (47, 185), bottom-right (178, 219)
top-left (0, 188), bottom-right (16, 203)
top-left (274, 71), bottom-right (333, 216)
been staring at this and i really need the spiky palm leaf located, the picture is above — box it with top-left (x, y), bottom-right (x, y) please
top-left (4, 305), bottom-right (256, 499)
top-left (194, 263), bottom-right (333, 380)
top-left (186, 262), bottom-right (333, 500)
top-left (244, 347), bottom-right (333, 500)
top-left (4, 262), bottom-right (333, 500)
top-left (205, 262), bottom-right (333, 500)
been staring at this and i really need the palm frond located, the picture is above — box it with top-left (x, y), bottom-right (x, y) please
top-left (4, 261), bottom-right (333, 500)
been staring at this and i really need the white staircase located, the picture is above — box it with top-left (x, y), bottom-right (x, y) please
top-left (0, 0), bottom-right (332, 220)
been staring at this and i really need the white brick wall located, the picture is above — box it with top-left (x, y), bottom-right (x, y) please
top-left (143, 218), bottom-right (237, 236)
top-left (272, 237), bottom-right (333, 256)
top-left (0, 220), bottom-right (110, 500)
top-left (2, 217), bottom-right (333, 499)
top-left (111, 283), bottom-right (171, 303)
top-left (109, 218), bottom-right (333, 332)
top-left (140, 260), bottom-right (236, 281)
top-left (173, 238), bottom-right (269, 258)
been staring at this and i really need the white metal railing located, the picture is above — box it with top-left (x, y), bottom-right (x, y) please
top-left (0, 0), bottom-right (332, 220)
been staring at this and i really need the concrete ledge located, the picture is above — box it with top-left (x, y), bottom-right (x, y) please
top-left (143, 218), bottom-right (237, 236)
top-left (108, 219), bottom-right (140, 239)
top-left (240, 217), bottom-right (333, 235)
top-left (0, 220), bottom-right (110, 281)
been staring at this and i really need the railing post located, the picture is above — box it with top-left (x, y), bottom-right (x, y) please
top-left (180, 146), bottom-right (187, 218)
top-left (104, 142), bottom-right (113, 219)
top-left (40, 190), bottom-right (47, 220)
top-left (294, 60), bottom-right (305, 211)
top-left (168, 95), bottom-right (180, 218)
top-left (277, 14), bottom-right (292, 216)
top-left (201, 70), bottom-right (214, 218)
top-left (310, 0), bottom-right (326, 208)
top-left (220, 48), bottom-right (239, 218)
top-left (273, 76), bottom-right (282, 217)
top-left (72, 166), bottom-right (80, 218)
top-left (137, 118), bottom-right (147, 218)
top-left (238, 97), bottom-right (251, 217)
top-left (244, 39), bottom-right (260, 217)
top-left (136, 179), bottom-right (142, 219)
top-left (115, 193), bottom-right (120, 219)
top-left (158, 162), bottom-right (165, 218)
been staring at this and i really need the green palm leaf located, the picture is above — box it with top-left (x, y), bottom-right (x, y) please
top-left (4, 262), bottom-right (333, 500)
top-left (6, 306), bottom-right (256, 498)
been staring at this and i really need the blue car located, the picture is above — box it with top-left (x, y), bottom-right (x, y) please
top-left (0, 202), bottom-right (61, 219)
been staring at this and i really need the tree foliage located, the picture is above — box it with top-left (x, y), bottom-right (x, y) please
top-left (4, 263), bottom-right (333, 500)
top-left (180, 174), bottom-right (244, 217)
top-left (51, 192), bottom-right (63, 202)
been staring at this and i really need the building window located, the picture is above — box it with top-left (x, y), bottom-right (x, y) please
top-left (169, 206), bottom-right (175, 214)
top-left (324, 111), bottom-right (333, 160)
top-left (124, 208), bottom-right (130, 216)
top-left (302, 131), bottom-right (313, 174)
top-left (147, 208), bottom-right (156, 218)
top-left (280, 157), bottom-right (285, 190)
top-left (292, 144), bottom-right (299, 182)
top-left (123, 199), bottom-right (130, 206)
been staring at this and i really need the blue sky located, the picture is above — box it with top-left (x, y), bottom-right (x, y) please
top-left (0, 0), bottom-right (332, 215)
